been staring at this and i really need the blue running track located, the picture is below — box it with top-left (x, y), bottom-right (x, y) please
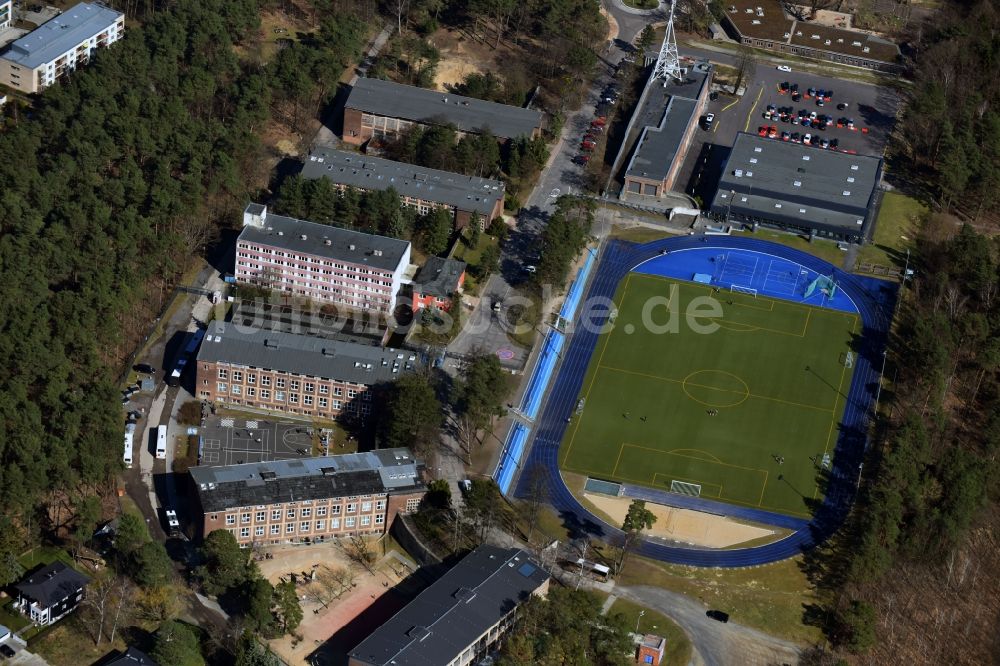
top-left (512, 236), bottom-right (896, 567)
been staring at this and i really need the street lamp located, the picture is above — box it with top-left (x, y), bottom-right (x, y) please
top-left (636, 610), bottom-right (645, 634)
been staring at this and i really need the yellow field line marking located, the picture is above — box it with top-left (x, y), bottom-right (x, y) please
top-left (814, 318), bottom-right (859, 499)
top-left (598, 365), bottom-right (834, 412)
top-left (744, 84), bottom-right (764, 132)
top-left (667, 448), bottom-right (724, 463)
top-left (564, 275), bottom-right (633, 462)
top-left (623, 443), bottom-right (770, 476)
top-left (651, 472), bottom-right (723, 498)
top-left (612, 442), bottom-right (626, 477)
top-left (758, 470), bottom-right (769, 506)
top-left (562, 464), bottom-right (812, 518)
top-left (802, 309), bottom-right (811, 337)
top-left (721, 96), bottom-right (740, 112)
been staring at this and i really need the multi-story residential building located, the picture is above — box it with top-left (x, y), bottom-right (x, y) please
top-left (721, 0), bottom-right (900, 72)
top-left (236, 204), bottom-right (411, 316)
top-left (348, 545), bottom-right (550, 666)
top-left (13, 562), bottom-right (90, 627)
top-left (300, 148), bottom-right (505, 230)
top-left (190, 449), bottom-right (426, 547)
top-left (0, 2), bottom-right (11, 30)
top-left (196, 320), bottom-right (418, 419)
top-left (342, 77), bottom-right (543, 146)
top-left (0, 2), bottom-right (124, 94)
top-left (411, 257), bottom-right (466, 312)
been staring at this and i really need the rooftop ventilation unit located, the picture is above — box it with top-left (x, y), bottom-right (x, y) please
top-left (349, 244), bottom-right (356, 250)
top-left (324, 239), bottom-right (332, 246)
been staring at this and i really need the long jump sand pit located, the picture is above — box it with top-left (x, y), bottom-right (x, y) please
top-left (583, 493), bottom-right (778, 548)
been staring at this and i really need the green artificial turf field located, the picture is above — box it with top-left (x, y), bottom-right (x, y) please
top-left (561, 273), bottom-right (859, 517)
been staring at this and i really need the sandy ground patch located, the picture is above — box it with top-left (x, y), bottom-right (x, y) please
top-left (583, 493), bottom-right (776, 548)
top-left (257, 542), bottom-right (416, 666)
top-left (601, 7), bottom-right (619, 43)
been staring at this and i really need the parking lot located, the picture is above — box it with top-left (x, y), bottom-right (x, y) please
top-left (679, 64), bottom-right (900, 204)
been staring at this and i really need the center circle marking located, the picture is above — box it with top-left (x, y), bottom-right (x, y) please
top-left (681, 370), bottom-right (750, 408)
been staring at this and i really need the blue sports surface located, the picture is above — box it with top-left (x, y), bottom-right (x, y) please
top-left (512, 236), bottom-right (896, 567)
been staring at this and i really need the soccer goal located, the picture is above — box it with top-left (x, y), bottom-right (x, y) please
top-left (842, 351), bottom-right (855, 368)
top-left (669, 480), bottom-right (702, 497)
top-left (730, 285), bottom-right (757, 298)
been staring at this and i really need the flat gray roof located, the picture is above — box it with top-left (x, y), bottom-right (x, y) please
top-left (2, 2), bottom-right (121, 69)
top-left (625, 97), bottom-right (698, 182)
top-left (190, 449), bottom-right (423, 512)
top-left (349, 545), bottom-right (549, 666)
top-left (622, 61), bottom-right (712, 184)
top-left (196, 320), bottom-right (420, 385)
top-left (301, 149), bottom-right (504, 217)
top-left (346, 77), bottom-right (543, 140)
top-left (710, 132), bottom-right (882, 232)
top-left (239, 205), bottom-right (410, 273)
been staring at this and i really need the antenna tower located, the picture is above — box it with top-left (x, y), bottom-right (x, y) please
top-left (652, 1), bottom-right (685, 85)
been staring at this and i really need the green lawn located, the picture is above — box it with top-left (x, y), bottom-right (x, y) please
top-left (857, 191), bottom-right (926, 269)
top-left (18, 546), bottom-right (76, 572)
top-left (608, 598), bottom-right (692, 666)
top-left (561, 274), bottom-right (857, 517)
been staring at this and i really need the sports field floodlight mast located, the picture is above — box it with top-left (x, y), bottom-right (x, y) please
top-left (652, 0), bottom-right (686, 85)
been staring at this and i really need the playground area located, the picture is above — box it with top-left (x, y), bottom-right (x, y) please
top-left (561, 263), bottom-right (860, 518)
top-left (257, 542), bottom-right (418, 666)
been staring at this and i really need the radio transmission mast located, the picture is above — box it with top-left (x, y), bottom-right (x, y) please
top-left (651, 1), bottom-right (685, 85)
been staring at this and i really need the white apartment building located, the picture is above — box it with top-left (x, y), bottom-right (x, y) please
top-left (0, 2), bottom-right (124, 94)
top-left (0, 2), bottom-right (12, 30)
top-left (236, 204), bottom-right (411, 317)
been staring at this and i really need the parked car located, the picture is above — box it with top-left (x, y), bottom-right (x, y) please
top-left (709, 91), bottom-right (719, 101)
top-left (767, 125), bottom-right (778, 138)
top-left (133, 363), bottom-right (156, 375)
top-left (791, 132), bottom-right (801, 143)
top-left (165, 509), bottom-right (180, 534)
top-left (702, 112), bottom-right (715, 129)
top-left (574, 154), bottom-right (591, 164)
top-left (0, 644), bottom-right (14, 658)
top-left (523, 265), bottom-right (537, 274)
top-left (757, 125), bottom-right (768, 136)
top-left (776, 64), bottom-right (792, 72)
top-left (820, 138), bottom-right (830, 148)
top-left (780, 131), bottom-right (790, 141)
top-left (591, 117), bottom-right (607, 127)
top-left (837, 102), bottom-right (849, 110)
top-left (803, 133), bottom-right (812, 144)
top-left (492, 299), bottom-right (502, 312)
top-left (706, 610), bottom-right (730, 623)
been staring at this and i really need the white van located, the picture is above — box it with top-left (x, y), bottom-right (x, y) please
top-left (155, 425), bottom-right (167, 459)
top-left (123, 432), bottom-right (134, 468)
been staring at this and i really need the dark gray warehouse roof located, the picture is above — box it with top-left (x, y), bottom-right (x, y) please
top-left (196, 320), bottom-right (419, 385)
top-left (239, 205), bottom-right (410, 273)
top-left (300, 149), bottom-right (504, 217)
top-left (710, 132), bottom-right (882, 232)
top-left (346, 78), bottom-right (543, 140)
top-left (348, 545), bottom-right (549, 666)
top-left (190, 449), bottom-right (423, 512)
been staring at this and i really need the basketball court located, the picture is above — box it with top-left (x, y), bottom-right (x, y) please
top-left (199, 416), bottom-right (317, 466)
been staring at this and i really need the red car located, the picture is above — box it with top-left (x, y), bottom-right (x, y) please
top-left (758, 125), bottom-right (768, 136)
top-left (767, 125), bottom-right (778, 138)
top-left (575, 154), bottom-right (591, 164)
top-left (580, 143), bottom-right (596, 152)
top-left (592, 117), bottom-right (607, 127)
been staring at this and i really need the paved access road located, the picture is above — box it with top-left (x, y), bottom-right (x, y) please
top-left (618, 585), bottom-right (801, 666)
